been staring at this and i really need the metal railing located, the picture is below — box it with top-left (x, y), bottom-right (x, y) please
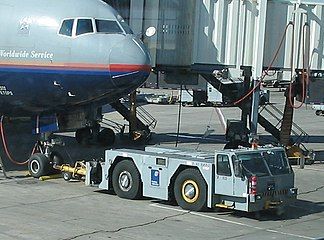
top-left (136, 105), bottom-right (157, 129)
top-left (259, 103), bottom-right (309, 144)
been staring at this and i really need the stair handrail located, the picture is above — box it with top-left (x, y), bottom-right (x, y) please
top-left (259, 103), bottom-right (309, 143)
top-left (136, 105), bottom-right (157, 129)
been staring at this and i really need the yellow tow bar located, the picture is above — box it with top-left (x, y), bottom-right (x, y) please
top-left (54, 161), bottom-right (87, 181)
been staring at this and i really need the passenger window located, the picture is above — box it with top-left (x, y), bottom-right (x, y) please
top-left (59, 19), bottom-right (74, 37)
top-left (95, 19), bottom-right (123, 34)
top-left (76, 19), bottom-right (93, 36)
top-left (217, 155), bottom-right (232, 176)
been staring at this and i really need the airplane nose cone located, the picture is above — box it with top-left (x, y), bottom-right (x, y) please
top-left (109, 37), bottom-right (151, 89)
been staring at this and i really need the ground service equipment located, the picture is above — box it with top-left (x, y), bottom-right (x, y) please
top-left (86, 146), bottom-right (297, 214)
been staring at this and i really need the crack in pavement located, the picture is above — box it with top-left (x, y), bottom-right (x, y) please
top-left (218, 228), bottom-right (271, 240)
top-left (62, 211), bottom-right (189, 240)
top-left (298, 185), bottom-right (324, 196)
top-left (0, 193), bottom-right (93, 210)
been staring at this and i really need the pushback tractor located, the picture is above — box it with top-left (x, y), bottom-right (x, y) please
top-left (85, 146), bottom-right (297, 214)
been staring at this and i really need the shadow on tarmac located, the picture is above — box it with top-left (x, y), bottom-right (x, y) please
top-left (151, 199), bottom-right (324, 222)
top-left (230, 199), bottom-right (324, 221)
top-left (1, 133), bottom-right (147, 172)
top-left (1, 121), bottom-right (323, 222)
top-left (2, 125), bottom-right (324, 171)
top-left (0, 123), bottom-right (151, 172)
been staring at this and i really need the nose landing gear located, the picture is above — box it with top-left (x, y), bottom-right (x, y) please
top-left (28, 137), bottom-right (64, 178)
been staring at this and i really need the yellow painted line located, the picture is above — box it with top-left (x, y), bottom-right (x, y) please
top-left (39, 174), bottom-right (62, 181)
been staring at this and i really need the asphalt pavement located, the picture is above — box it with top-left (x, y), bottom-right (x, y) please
top-left (0, 88), bottom-right (323, 240)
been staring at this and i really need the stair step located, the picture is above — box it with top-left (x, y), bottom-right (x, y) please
top-left (258, 101), bottom-right (309, 145)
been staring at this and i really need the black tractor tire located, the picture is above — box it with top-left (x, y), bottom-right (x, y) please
top-left (112, 160), bottom-right (142, 200)
top-left (174, 168), bottom-right (207, 211)
top-left (98, 128), bottom-right (115, 146)
top-left (28, 153), bottom-right (50, 178)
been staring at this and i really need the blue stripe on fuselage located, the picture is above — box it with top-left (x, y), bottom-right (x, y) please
top-left (0, 66), bottom-right (148, 77)
top-left (0, 67), bottom-right (109, 76)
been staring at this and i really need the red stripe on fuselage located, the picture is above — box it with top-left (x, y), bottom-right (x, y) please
top-left (0, 62), bottom-right (151, 73)
top-left (110, 64), bottom-right (151, 73)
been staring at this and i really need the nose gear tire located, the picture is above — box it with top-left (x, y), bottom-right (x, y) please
top-left (28, 153), bottom-right (50, 178)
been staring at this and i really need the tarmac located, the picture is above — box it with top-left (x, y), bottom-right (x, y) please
top-left (0, 88), bottom-right (323, 240)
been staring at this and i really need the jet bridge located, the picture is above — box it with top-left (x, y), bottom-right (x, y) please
top-left (106, 0), bottom-right (324, 147)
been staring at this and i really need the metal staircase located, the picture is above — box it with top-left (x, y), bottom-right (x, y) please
top-left (110, 100), bottom-right (157, 140)
top-left (101, 117), bottom-right (127, 135)
top-left (200, 69), bottom-right (308, 145)
top-left (259, 102), bottom-right (309, 144)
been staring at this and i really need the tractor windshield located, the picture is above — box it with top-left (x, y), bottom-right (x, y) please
top-left (235, 153), bottom-right (270, 177)
top-left (262, 150), bottom-right (291, 175)
top-left (233, 149), bottom-right (291, 178)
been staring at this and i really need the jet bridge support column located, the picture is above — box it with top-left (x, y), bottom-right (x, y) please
top-left (250, 0), bottom-right (268, 138)
top-left (241, 67), bottom-right (252, 128)
top-left (129, 91), bottom-right (138, 140)
top-left (0, 156), bottom-right (8, 179)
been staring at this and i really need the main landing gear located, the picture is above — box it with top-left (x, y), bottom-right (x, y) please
top-left (75, 125), bottom-right (115, 147)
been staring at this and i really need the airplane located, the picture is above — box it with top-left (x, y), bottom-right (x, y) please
top-left (0, 0), bottom-right (151, 177)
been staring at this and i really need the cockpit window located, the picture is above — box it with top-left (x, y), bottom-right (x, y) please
top-left (95, 19), bottom-right (123, 34)
top-left (59, 19), bottom-right (74, 37)
top-left (76, 19), bottom-right (94, 36)
top-left (117, 15), bottom-right (133, 34)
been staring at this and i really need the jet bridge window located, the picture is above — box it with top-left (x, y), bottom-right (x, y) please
top-left (76, 19), bottom-right (94, 36)
top-left (217, 155), bottom-right (232, 176)
top-left (95, 19), bottom-right (123, 34)
top-left (59, 19), bottom-right (74, 37)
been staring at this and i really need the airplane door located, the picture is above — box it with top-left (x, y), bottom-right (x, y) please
top-left (214, 154), bottom-right (234, 196)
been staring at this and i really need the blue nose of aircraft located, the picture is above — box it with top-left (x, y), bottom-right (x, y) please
top-left (109, 36), bottom-right (151, 89)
